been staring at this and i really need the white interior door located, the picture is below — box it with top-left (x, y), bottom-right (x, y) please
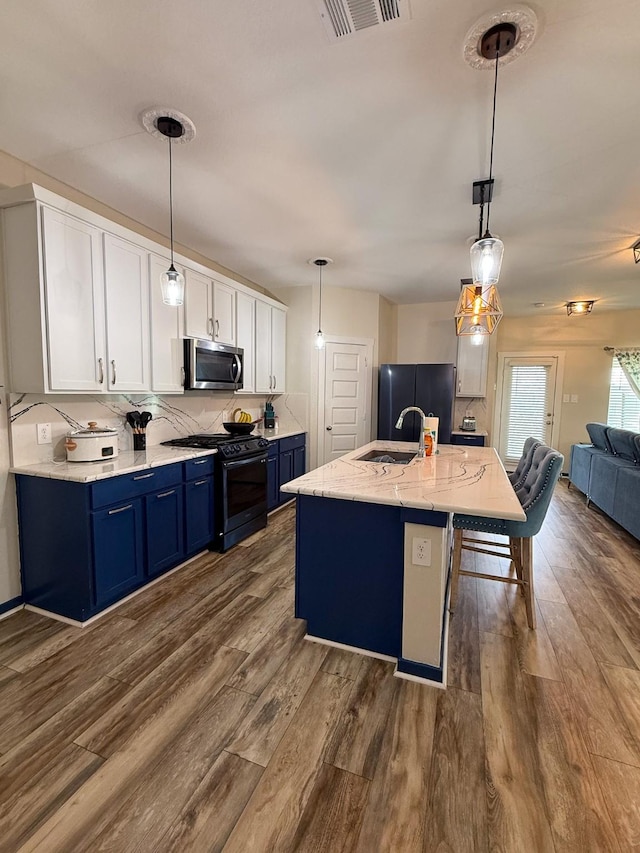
top-left (495, 355), bottom-right (561, 466)
top-left (322, 341), bottom-right (370, 465)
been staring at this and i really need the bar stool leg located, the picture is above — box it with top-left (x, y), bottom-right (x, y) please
top-left (449, 528), bottom-right (463, 613)
top-left (521, 537), bottom-right (536, 629)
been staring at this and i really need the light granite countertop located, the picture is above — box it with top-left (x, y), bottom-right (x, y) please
top-left (256, 428), bottom-right (305, 441)
top-left (280, 440), bottom-right (525, 520)
top-left (11, 445), bottom-right (218, 484)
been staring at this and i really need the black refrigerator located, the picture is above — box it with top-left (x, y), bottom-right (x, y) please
top-left (377, 363), bottom-right (456, 443)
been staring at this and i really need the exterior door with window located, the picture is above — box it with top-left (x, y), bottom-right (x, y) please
top-left (496, 355), bottom-right (560, 466)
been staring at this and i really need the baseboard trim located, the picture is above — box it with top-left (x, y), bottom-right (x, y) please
top-left (0, 596), bottom-right (24, 621)
top-left (304, 634), bottom-right (397, 663)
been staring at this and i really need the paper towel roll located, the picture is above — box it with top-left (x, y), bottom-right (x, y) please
top-left (423, 415), bottom-right (439, 455)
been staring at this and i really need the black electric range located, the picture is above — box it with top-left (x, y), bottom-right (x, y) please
top-left (162, 434), bottom-right (270, 551)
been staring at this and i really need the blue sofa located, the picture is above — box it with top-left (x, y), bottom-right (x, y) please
top-left (569, 423), bottom-right (640, 540)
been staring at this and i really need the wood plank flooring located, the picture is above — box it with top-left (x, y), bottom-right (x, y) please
top-left (1, 482), bottom-right (639, 850)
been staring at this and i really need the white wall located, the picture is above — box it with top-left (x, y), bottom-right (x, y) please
top-left (395, 301), bottom-right (458, 364)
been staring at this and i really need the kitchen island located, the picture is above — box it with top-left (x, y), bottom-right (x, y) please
top-left (281, 440), bottom-right (525, 685)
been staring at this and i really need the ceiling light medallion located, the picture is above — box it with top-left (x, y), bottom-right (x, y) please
top-left (566, 300), bottom-right (594, 316)
top-left (309, 257), bottom-right (333, 350)
top-left (141, 107), bottom-right (196, 306)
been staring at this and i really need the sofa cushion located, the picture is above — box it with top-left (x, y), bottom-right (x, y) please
top-left (613, 467), bottom-right (640, 540)
top-left (569, 444), bottom-right (602, 496)
top-left (607, 427), bottom-right (640, 462)
top-left (589, 453), bottom-right (636, 515)
top-left (586, 423), bottom-right (613, 452)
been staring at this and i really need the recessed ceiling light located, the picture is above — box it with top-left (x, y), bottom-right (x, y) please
top-left (566, 300), bottom-right (594, 316)
top-left (533, 302), bottom-right (545, 307)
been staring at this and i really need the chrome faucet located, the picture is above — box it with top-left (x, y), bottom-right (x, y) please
top-left (395, 406), bottom-right (427, 457)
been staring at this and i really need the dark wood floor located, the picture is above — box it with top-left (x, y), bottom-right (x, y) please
top-left (1, 481), bottom-right (639, 851)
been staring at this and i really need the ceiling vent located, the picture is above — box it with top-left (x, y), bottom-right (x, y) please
top-left (316, 0), bottom-right (411, 41)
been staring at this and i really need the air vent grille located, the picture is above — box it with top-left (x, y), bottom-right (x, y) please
top-left (316, 0), bottom-right (409, 40)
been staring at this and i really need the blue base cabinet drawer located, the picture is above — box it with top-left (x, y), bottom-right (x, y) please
top-left (91, 465), bottom-right (182, 509)
top-left (451, 433), bottom-right (485, 447)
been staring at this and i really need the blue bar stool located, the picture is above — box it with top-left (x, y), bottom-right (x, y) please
top-left (508, 437), bottom-right (541, 487)
top-left (450, 446), bottom-right (564, 629)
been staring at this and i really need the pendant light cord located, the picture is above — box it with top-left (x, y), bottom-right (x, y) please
top-left (318, 263), bottom-right (323, 331)
top-left (485, 42), bottom-right (500, 235)
top-left (168, 136), bottom-right (175, 266)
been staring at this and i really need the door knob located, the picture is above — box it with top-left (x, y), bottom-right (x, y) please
top-left (326, 426), bottom-right (332, 431)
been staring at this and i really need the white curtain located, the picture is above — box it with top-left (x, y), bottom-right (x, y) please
top-left (614, 348), bottom-right (640, 399)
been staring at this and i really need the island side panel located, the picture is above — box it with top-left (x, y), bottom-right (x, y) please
top-left (401, 520), bottom-right (451, 670)
top-left (295, 495), bottom-right (404, 657)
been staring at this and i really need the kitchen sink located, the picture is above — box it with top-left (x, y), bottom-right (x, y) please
top-left (356, 449), bottom-right (417, 464)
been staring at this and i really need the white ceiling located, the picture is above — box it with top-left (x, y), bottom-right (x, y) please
top-left (2, 0), bottom-right (640, 315)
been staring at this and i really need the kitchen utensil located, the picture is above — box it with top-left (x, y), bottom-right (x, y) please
top-left (140, 411), bottom-right (153, 429)
top-left (65, 422), bottom-right (119, 462)
top-left (126, 411), bottom-right (141, 431)
top-left (223, 422), bottom-right (256, 435)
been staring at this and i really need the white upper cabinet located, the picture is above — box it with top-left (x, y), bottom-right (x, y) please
top-left (0, 184), bottom-right (287, 396)
top-left (41, 207), bottom-right (106, 392)
top-left (184, 268), bottom-right (212, 340)
top-left (213, 280), bottom-right (236, 346)
top-left (149, 253), bottom-right (184, 393)
top-left (236, 291), bottom-right (255, 393)
top-left (255, 300), bottom-right (286, 394)
top-left (456, 334), bottom-right (489, 397)
top-left (184, 272), bottom-right (236, 346)
top-left (103, 234), bottom-right (150, 393)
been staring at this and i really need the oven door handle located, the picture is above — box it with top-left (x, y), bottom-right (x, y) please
top-left (222, 453), bottom-right (267, 470)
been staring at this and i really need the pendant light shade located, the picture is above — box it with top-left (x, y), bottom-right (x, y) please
top-left (455, 283), bottom-right (503, 337)
top-left (161, 264), bottom-right (185, 307)
top-left (470, 232), bottom-right (504, 286)
top-left (309, 257), bottom-right (332, 351)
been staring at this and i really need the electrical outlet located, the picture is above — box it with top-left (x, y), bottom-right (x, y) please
top-left (37, 423), bottom-right (52, 445)
top-left (411, 537), bottom-right (431, 567)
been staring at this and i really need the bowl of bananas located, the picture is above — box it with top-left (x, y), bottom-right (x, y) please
top-left (223, 409), bottom-right (256, 435)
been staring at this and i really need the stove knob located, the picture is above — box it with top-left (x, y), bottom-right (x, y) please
top-left (234, 444), bottom-right (241, 453)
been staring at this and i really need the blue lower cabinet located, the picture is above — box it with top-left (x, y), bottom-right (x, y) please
top-left (451, 433), bottom-right (485, 447)
top-left (184, 476), bottom-right (215, 554)
top-left (293, 445), bottom-right (305, 479)
top-left (279, 449), bottom-right (294, 501)
top-left (92, 500), bottom-right (144, 607)
top-left (267, 445), bottom-right (280, 511)
top-left (145, 486), bottom-right (184, 577)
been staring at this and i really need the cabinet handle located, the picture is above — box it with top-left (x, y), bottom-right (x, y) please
top-left (98, 358), bottom-right (104, 384)
top-left (133, 472), bottom-right (155, 480)
top-left (269, 375), bottom-right (273, 390)
top-left (458, 380), bottom-right (461, 393)
top-left (193, 459), bottom-right (208, 465)
top-left (181, 366), bottom-right (185, 386)
top-left (109, 504), bottom-right (132, 515)
top-left (111, 359), bottom-right (116, 385)
top-left (215, 319), bottom-right (220, 339)
top-left (208, 317), bottom-right (214, 337)
top-left (194, 479), bottom-right (208, 486)
top-left (273, 375), bottom-right (276, 389)
top-left (156, 489), bottom-right (176, 499)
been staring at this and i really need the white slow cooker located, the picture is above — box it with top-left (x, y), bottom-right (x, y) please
top-left (65, 422), bottom-right (119, 462)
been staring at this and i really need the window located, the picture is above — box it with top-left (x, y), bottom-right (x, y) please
top-left (607, 357), bottom-right (640, 429)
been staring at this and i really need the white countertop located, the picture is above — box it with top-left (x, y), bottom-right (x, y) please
top-left (11, 445), bottom-right (218, 483)
top-left (257, 428), bottom-right (305, 441)
top-left (451, 429), bottom-right (489, 437)
top-left (280, 440), bottom-right (525, 521)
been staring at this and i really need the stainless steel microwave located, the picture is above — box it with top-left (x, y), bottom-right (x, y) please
top-left (184, 339), bottom-right (243, 391)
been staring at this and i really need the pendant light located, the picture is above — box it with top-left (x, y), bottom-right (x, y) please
top-left (157, 116), bottom-right (186, 306)
top-left (469, 23), bottom-right (516, 287)
top-left (455, 278), bottom-right (503, 338)
top-left (309, 257), bottom-right (332, 350)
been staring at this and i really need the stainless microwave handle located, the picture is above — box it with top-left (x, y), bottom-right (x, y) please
top-left (232, 354), bottom-right (242, 383)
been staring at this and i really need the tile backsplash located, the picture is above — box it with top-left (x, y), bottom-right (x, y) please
top-left (8, 391), bottom-right (308, 467)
